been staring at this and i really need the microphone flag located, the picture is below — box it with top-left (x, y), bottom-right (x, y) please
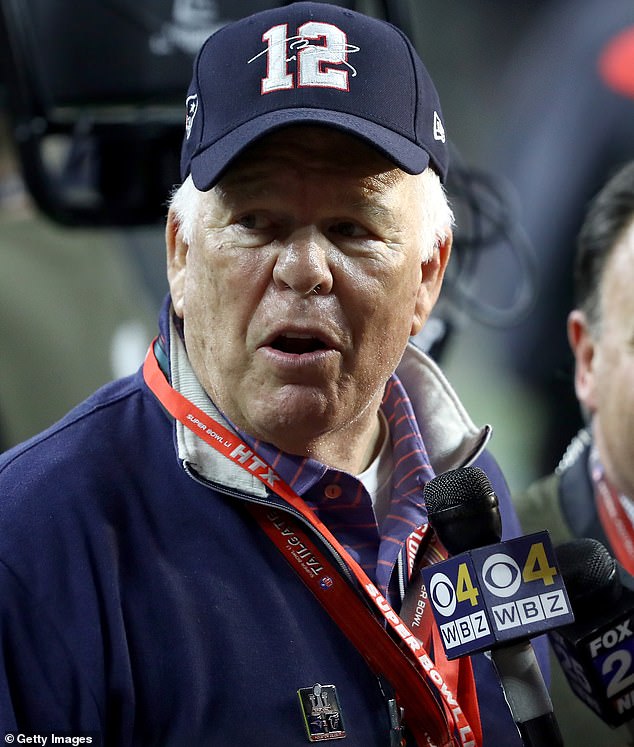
top-left (422, 530), bottom-right (574, 660)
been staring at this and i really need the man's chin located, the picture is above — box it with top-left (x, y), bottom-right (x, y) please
top-left (240, 389), bottom-right (335, 449)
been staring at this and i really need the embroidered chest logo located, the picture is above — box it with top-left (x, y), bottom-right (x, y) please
top-left (248, 21), bottom-right (360, 94)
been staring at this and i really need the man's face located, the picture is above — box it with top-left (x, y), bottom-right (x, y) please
top-left (167, 127), bottom-right (450, 460)
top-left (573, 219), bottom-right (634, 498)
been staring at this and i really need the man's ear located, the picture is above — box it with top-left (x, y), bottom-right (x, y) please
top-left (166, 207), bottom-right (189, 319)
top-left (410, 229), bottom-right (452, 336)
top-left (568, 309), bottom-right (598, 413)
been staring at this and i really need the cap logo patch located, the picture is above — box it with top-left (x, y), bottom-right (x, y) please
top-left (248, 22), bottom-right (359, 95)
top-left (433, 110), bottom-right (445, 143)
top-left (185, 94), bottom-right (198, 139)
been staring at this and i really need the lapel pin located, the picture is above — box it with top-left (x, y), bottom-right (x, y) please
top-left (297, 683), bottom-right (346, 742)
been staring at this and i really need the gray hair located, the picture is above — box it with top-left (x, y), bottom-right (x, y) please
top-left (169, 167), bottom-right (454, 259)
top-left (169, 176), bottom-right (202, 247)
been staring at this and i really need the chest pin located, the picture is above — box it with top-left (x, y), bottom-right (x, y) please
top-left (297, 683), bottom-right (346, 742)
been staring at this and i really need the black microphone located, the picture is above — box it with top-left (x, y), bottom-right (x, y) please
top-left (422, 466), bottom-right (566, 747)
top-left (550, 537), bottom-right (634, 734)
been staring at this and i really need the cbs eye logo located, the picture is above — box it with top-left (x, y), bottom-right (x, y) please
top-left (481, 553), bottom-right (522, 598)
top-left (429, 572), bottom-right (458, 617)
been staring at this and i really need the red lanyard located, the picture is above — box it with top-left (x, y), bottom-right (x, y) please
top-left (143, 340), bottom-right (482, 747)
top-left (594, 466), bottom-right (634, 577)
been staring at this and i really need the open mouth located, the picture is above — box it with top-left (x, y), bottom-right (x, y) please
top-left (270, 333), bottom-right (328, 355)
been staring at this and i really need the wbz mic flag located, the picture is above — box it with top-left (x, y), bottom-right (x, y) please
top-left (422, 531), bottom-right (575, 659)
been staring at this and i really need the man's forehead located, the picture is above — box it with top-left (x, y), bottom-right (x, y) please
top-left (607, 219), bottom-right (634, 266)
top-left (219, 125), bottom-right (408, 188)
top-left (598, 222), bottom-right (634, 324)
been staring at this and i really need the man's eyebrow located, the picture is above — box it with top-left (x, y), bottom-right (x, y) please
top-left (349, 191), bottom-right (399, 222)
top-left (216, 169), bottom-right (401, 220)
top-left (215, 173), bottom-right (272, 202)
top-left (351, 171), bottom-right (406, 217)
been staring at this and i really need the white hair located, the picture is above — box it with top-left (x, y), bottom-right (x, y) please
top-left (169, 175), bottom-right (202, 247)
top-left (417, 168), bottom-right (454, 261)
top-left (169, 167), bottom-right (453, 256)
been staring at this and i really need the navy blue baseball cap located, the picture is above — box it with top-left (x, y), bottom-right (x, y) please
top-left (181, 1), bottom-right (448, 190)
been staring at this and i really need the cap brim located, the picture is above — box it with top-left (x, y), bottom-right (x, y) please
top-left (189, 108), bottom-right (432, 191)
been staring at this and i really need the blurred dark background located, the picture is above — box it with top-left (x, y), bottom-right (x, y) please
top-left (0, 0), bottom-right (632, 494)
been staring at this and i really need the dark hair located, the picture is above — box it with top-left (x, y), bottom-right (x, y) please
top-left (574, 161), bottom-right (634, 330)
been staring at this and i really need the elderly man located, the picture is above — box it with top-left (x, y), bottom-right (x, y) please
top-left (515, 160), bottom-right (634, 746)
top-left (0, 3), bottom-right (533, 745)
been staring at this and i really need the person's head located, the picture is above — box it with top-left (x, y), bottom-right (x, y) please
top-left (166, 2), bottom-right (453, 471)
top-left (567, 160), bottom-right (634, 497)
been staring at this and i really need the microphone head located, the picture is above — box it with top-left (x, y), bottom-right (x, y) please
top-left (424, 466), bottom-right (502, 554)
top-left (555, 538), bottom-right (622, 613)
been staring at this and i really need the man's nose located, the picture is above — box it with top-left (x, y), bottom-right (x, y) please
top-left (272, 228), bottom-right (334, 297)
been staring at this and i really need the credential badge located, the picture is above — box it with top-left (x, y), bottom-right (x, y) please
top-left (297, 683), bottom-right (346, 742)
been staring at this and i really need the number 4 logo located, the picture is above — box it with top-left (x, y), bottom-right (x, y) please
top-left (249, 22), bottom-right (358, 94)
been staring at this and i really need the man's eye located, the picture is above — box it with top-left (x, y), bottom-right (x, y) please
top-left (330, 221), bottom-right (366, 238)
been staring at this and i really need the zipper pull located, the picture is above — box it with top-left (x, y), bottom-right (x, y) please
top-left (387, 697), bottom-right (405, 747)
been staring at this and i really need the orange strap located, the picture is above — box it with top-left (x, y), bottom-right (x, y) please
top-left (595, 470), bottom-right (634, 576)
top-left (254, 506), bottom-right (454, 747)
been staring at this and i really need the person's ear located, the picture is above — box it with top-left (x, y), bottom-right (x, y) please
top-left (166, 207), bottom-right (189, 319)
top-left (410, 229), bottom-right (452, 336)
top-left (568, 309), bottom-right (598, 413)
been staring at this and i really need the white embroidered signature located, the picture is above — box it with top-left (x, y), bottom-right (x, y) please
top-left (248, 35), bottom-right (360, 76)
